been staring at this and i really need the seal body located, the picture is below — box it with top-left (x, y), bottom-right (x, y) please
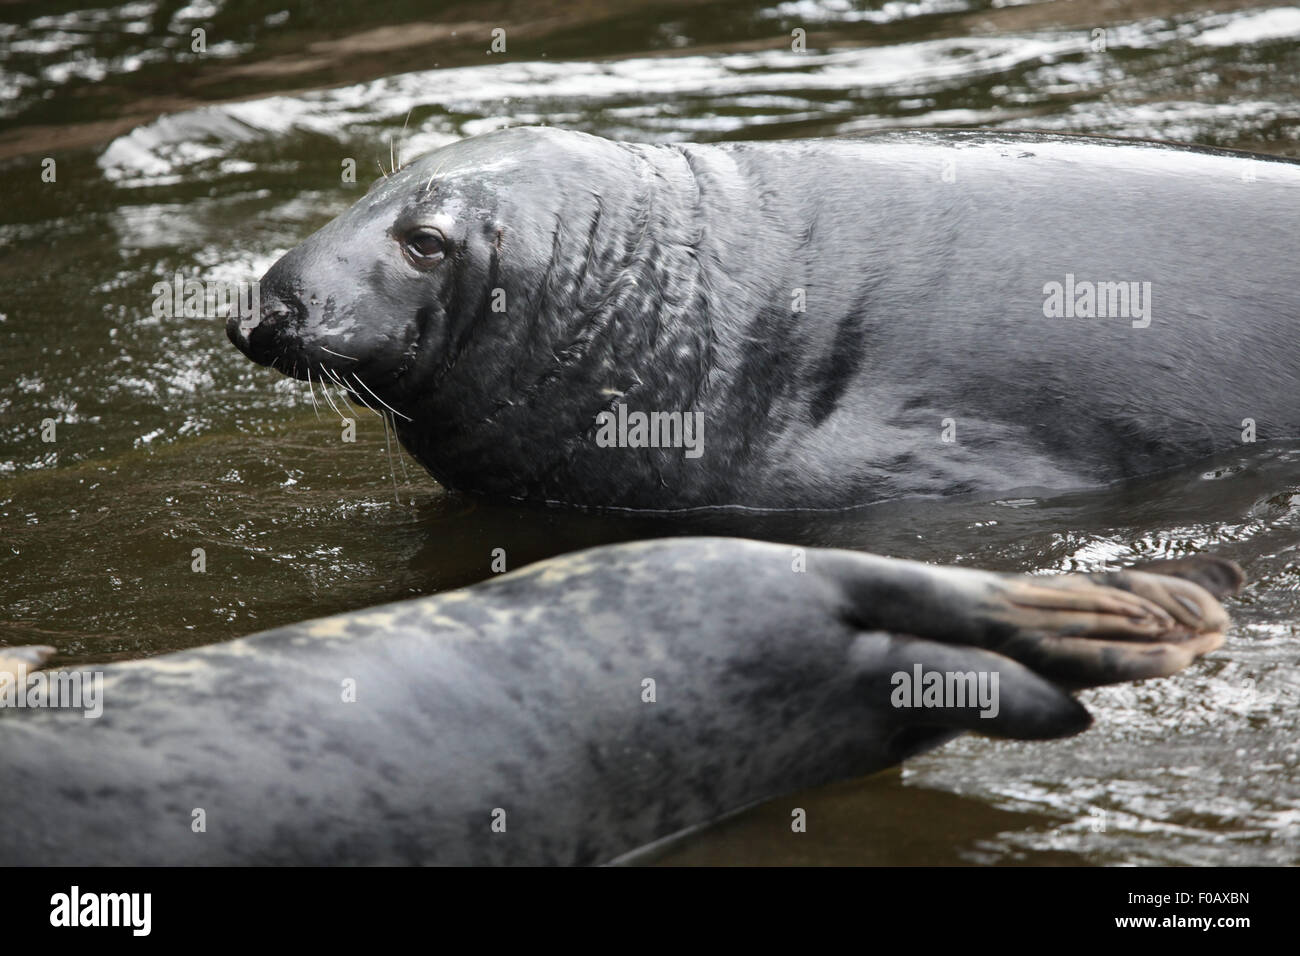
top-left (0, 538), bottom-right (1233, 865)
top-left (229, 126), bottom-right (1300, 509)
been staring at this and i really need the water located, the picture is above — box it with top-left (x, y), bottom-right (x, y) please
top-left (1, 0), bottom-right (1297, 865)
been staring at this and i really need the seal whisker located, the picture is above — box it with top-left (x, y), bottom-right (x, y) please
top-left (322, 365), bottom-right (358, 413)
top-left (397, 108), bottom-right (412, 171)
top-left (425, 157), bottom-right (447, 195)
top-left (317, 364), bottom-right (349, 422)
top-left (305, 367), bottom-right (323, 422)
top-left (342, 374), bottom-right (408, 491)
top-left (362, 396), bottom-right (411, 485)
top-left (369, 403), bottom-right (408, 481)
top-left (349, 377), bottom-right (400, 501)
top-left (380, 407), bottom-right (401, 504)
top-left (323, 365), bottom-right (352, 395)
top-left (347, 374), bottom-right (380, 418)
top-left (319, 346), bottom-right (358, 362)
top-left (391, 409), bottom-right (410, 483)
top-left (321, 383), bottom-right (346, 421)
top-left (351, 372), bottom-right (413, 422)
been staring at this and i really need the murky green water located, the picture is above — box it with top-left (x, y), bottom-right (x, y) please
top-left (1, 0), bottom-right (1297, 865)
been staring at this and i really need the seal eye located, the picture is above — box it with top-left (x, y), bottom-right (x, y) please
top-left (403, 229), bottom-right (445, 265)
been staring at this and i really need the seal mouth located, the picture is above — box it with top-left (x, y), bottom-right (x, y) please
top-left (258, 344), bottom-right (415, 424)
top-left (311, 360), bottom-right (415, 424)
top-left (226, 276), bottom-right (424, 423)
top-left (266, 344), bottom-right (413, 422)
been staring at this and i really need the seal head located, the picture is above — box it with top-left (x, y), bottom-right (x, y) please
top-left (230, 127), bottom-right (706, 502)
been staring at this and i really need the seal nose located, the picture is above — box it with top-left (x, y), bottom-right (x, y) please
top-left (226, 291), bottom-right (300, 368)
top-left (227, 256), bottom-right (307, 370)
top-left (230, 233), bottom-right (373, 382)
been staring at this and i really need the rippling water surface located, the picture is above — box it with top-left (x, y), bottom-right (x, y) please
top-left (1, 0), bottom-right (1297, 865)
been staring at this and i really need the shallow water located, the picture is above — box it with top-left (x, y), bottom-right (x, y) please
top-left (1, 0), bottom-right (1297, 865)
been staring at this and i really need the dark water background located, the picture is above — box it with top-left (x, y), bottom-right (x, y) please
top-left (1, 0), bottom-right (1298, 865)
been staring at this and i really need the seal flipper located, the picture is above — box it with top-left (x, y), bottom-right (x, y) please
top-left (818, 549), bottom-right (1234, 690)
top-left (979, 568), bottom-right (1231, 689)
top-left (851, 632), bottom-right (1093, 747)
top-left (1115, 554), bottom-right (1245, 601)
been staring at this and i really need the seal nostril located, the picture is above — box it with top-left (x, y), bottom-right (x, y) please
top-left (231, 285), bottom-right (308, 367)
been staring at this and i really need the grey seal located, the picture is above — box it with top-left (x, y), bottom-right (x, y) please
top-left (0, 538), bottom-right (1238, 865)
top-left (228, 126), bottom-right (1300, 510)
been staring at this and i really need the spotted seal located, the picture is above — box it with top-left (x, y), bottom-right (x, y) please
top-left (0, 538), bottom-right (1239, 864)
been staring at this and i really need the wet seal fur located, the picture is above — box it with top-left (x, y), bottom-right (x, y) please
top-left (0, 538), bottom-right (1239, 865)
top-left (230, 126), bottom-right (1300, 510)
